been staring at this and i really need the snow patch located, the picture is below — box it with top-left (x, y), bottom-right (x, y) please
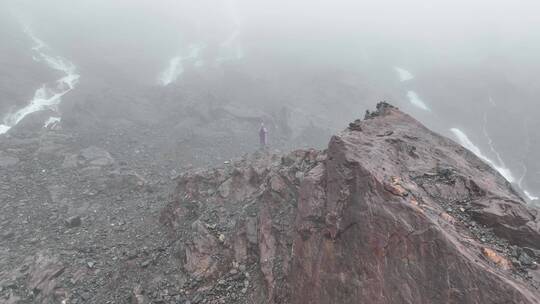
top-left (44, 116), bottom-right (61, 128)
top-left (0, 26), bottom-right (79, 134)
top-left (483, 113), bottom-right (508, 171)
top-left (450, 128), bottom-right (515, 183)
top-left (0, 124), bottom-right (10, 134)
top-left (407, 91), bottom-right (430, 111)
top-left (159, 1), bottom-right (244, 85)
top-left (158, 44), bottom-right (205, 86)
top-left (524, 190), bottom-right (539, 201)
top-left (395, 67), bottom-right (414, 82)
top-left (159, 56), bottom-right (183, 86)
top-left (452, 121), bottom-right (539, 203)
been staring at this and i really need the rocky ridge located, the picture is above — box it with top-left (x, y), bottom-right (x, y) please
top-left (163, 103), bottom-right (540, 303)
top-left (2, 103), bottom-right (540, 303)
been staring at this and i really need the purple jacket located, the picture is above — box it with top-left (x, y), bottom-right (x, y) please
top-left (259, 126), bottom-right (268, 146)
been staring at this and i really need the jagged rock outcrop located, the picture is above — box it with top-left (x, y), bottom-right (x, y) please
top-left (162, 103), bottom-right (540, 304)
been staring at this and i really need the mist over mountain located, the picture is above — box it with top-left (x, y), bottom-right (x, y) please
top-left (1, 1), bottom-right (540, 302)
top-left (2, 1), bottom-right (538, 197)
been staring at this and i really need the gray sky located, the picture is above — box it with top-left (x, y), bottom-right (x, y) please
top-left (7, 0), bottom-right (540, 47)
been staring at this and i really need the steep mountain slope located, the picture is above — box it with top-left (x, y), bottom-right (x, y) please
top-left (2, 103), bottom-right (539, 303)
top-left (163, 103), bottom-right (540, 303)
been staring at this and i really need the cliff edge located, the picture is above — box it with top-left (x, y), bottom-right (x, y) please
top-left (162, 103), bottom-right (540, 303)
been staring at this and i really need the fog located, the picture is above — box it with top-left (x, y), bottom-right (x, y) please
top-left (6, 0), bottom-right (540, 77)
top-left (1, 0), bottom-right (540, 200)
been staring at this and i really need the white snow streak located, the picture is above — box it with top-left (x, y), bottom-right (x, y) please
top-left (0, 26), bottom-right (79, 134)
top-left (394, 67), bottom-right (414, 82)
top-left (450, 127), bottom-right (515, 183)
top-left (407, 91), bottom-right (431, 111)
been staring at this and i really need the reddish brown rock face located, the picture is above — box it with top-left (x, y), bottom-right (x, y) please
top-left (163, 103), bottom-right (540, 304)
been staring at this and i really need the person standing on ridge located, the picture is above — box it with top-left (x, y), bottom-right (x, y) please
top-left (259, 122), bottom-right (268, 148)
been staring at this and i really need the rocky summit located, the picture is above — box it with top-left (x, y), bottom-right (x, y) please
top-left (2, 103), bottom-right (540, 304)
top-left (163, 103), bottom-right (540, 303)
